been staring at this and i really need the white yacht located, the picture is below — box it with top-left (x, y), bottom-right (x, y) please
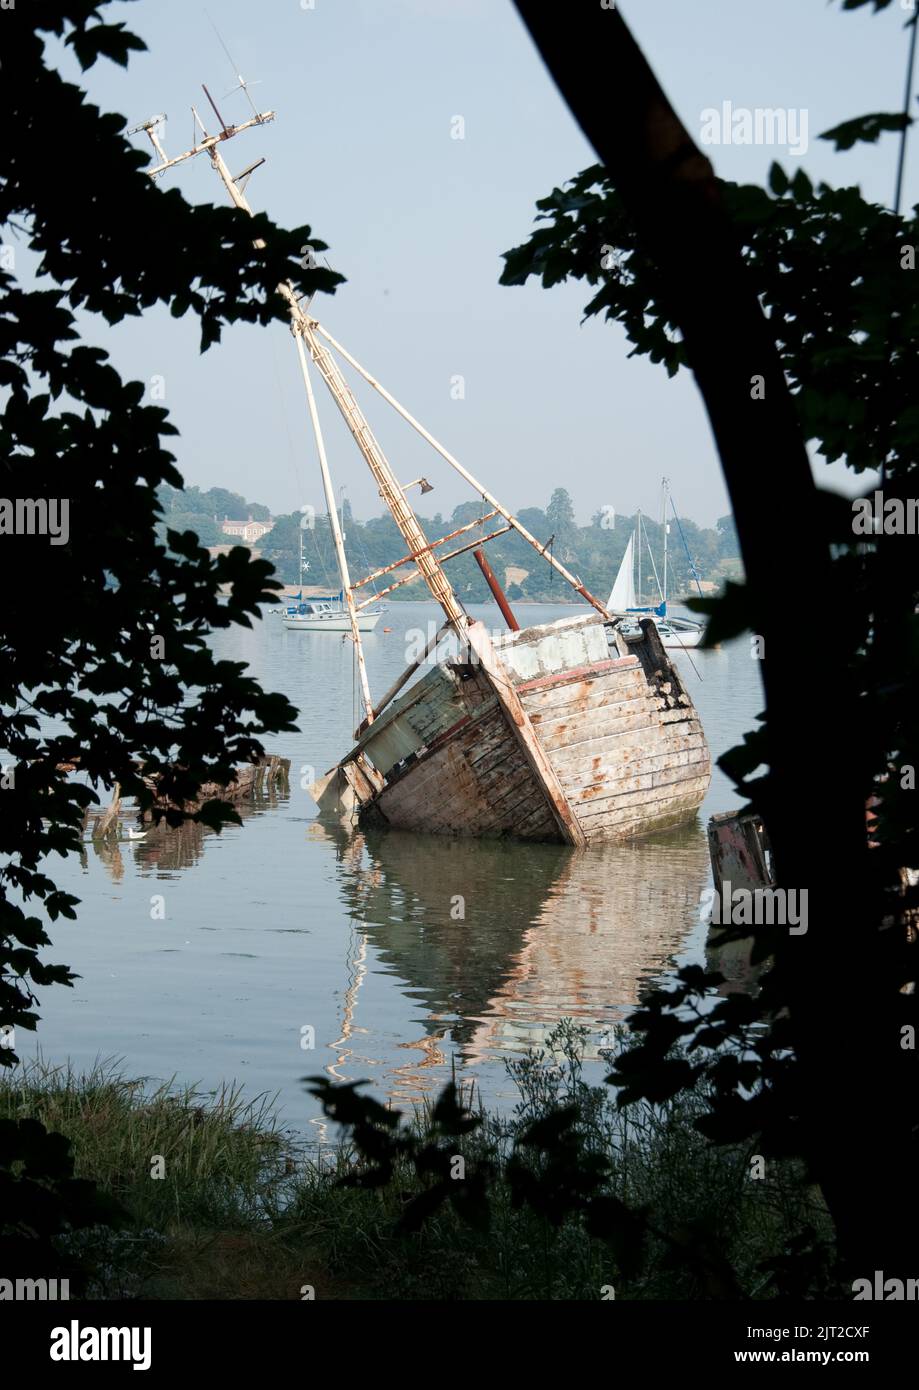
top-left (283, 597), bottom-right (383, 632)
top-left (608, 484), bottom-right (705, 651)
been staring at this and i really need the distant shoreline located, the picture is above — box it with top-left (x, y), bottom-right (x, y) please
top-left (266, 589), bottom-right (705, 608)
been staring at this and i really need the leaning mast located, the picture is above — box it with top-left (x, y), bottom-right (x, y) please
top-left (133, 87), bottom-right (621, 734)
top-left (134, 93), bottom-right (377, 725)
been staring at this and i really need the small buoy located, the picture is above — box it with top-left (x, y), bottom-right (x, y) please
top-left (383, 626), bottom-right (392, 633)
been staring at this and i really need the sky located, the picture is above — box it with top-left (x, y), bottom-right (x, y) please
top-left (49, 0), bottom-right (914, 527)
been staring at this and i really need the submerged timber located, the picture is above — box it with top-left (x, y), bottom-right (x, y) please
top-left (312, 614), bottom-right (709, 845)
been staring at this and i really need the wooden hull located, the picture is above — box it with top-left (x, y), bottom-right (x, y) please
top-left (311, 613), bottom-right (710, 845)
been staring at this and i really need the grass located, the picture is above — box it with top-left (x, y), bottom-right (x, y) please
top-left (0, 1028), bottom-right (835, 1300)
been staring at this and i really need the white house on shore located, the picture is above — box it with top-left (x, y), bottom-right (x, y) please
top-left (220, 514), bottom-right (273, 544)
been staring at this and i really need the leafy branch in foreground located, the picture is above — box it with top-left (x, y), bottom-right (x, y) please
top-left (1, 0), bottom-right (338, 1261)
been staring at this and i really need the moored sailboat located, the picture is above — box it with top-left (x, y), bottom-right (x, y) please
top-left (609, 482), bottom-right (705, 651)
top-left (283, 597), bottom-right (383, 632)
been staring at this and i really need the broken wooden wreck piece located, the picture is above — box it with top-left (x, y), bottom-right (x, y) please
top-left (81, 755), bottom-right (291, 839)
top-left (707, 809), bottom-right (774, 894)
top-left (140, 753), bottom-right (291, 818)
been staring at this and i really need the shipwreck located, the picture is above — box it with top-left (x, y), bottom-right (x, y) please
top-left (132, 88), bottom-right (711, 847)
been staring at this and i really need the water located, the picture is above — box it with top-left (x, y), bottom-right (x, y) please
top-left (19, 602), bottom-right (762, 1137)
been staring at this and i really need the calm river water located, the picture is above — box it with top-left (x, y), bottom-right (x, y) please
top-left (22, 601), bottom-right (762, 1135)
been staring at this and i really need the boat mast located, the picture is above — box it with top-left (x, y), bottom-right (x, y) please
top-left (136, 93), bottom-right (376, 723)
top-left (206, 141), bottom-right (377, 720)
top-left (636, 508), bottom-right (642, 606)
top-left (136, 92), bottom-right (615, 673)
top-left (293, 332), bottom-right (364, 622)
top-left (296, 324), bottom-right (468, 634)
top-left (662, 476), bottom-right (669, 612)
top-left (309, 323), bottom-right (616, 623)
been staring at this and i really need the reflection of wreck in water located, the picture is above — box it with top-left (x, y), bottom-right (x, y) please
top-left (313, 821), bottom-right (710, 1105)
top-left (86, 783), bottom-right (290, 883)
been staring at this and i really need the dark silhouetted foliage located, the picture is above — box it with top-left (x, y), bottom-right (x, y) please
top-left (1, 0), bottom-right (339, 1264)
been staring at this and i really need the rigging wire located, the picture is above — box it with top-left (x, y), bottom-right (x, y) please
top-left (643, 523), bottom-right (665, 605)
top-left (313, 511), bottom-right (338, 594)
top-left (669, 493), bottom-right (705, 599)
top-left (351, 508), bottom-right (382, 598)
top-left (269, 335), bottom-right (307, 506)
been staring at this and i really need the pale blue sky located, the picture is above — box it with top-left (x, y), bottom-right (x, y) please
top-left (60, 0), bottom-right (911, 526)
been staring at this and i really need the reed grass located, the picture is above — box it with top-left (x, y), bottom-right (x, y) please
top-left (0, 1030), bottom-right (834, 1301)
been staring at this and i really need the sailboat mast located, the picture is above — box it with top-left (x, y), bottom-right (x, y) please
top-left (662, 477), bottom-right (668, 611)
top-left (636, 508), bottom-right (642, 606)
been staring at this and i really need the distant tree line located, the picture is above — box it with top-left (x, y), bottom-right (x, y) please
top-left (159, 482), bottom-right (741, 603)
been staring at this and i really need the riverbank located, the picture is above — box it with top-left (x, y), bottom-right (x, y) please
top-left (1, 1030), bottom-right (835, 1300)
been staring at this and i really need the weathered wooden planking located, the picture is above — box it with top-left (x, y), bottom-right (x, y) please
top-left (541, 711), bottom-right (707, 772)
top-left (376, 745), bottom-right (491, 835)
top-left (658, 704), bottom-right (700, 723)
top-left (553, 729), bottom-right (708, 780)
top-left (466, 713), bottom-right (520, 770)
top-left (371, 643), bottom-right (709, 844)
top-left (584, 797), bottom-right (710, 841)
top-left (518, 640), bottom-right (710, 843)
top-left (354, 663), bottom-right (495, 780)
top-left (465, 621), bottom-right (587, 847)
top-left (450, 740), bottom-right (559, 837)
top-left (476, 773), bottom-right (559, 839)
top-left (571, 766), bottom-right (711, 824)
top-left (586, 794), bottom-right (710, 831)
top-left (378, 704), bottom-right (505, 807)
top-left (521, 667), bottom-right (648, 720)
top-left (567, 746), bottom-right (710, 804)
top-left (372, 701), bottom-right (558, 840)
top-left (513, 654), bottom-right (638, 693)
top-left (531, 703), bottom-right (660, 750)
top-left (515, 797), bottom-right (564, 840)
top-left (576, 772), bottom-right (712, 826)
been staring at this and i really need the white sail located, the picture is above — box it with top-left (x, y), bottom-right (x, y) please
top-left (608, 532), bottom-right (637, 611)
